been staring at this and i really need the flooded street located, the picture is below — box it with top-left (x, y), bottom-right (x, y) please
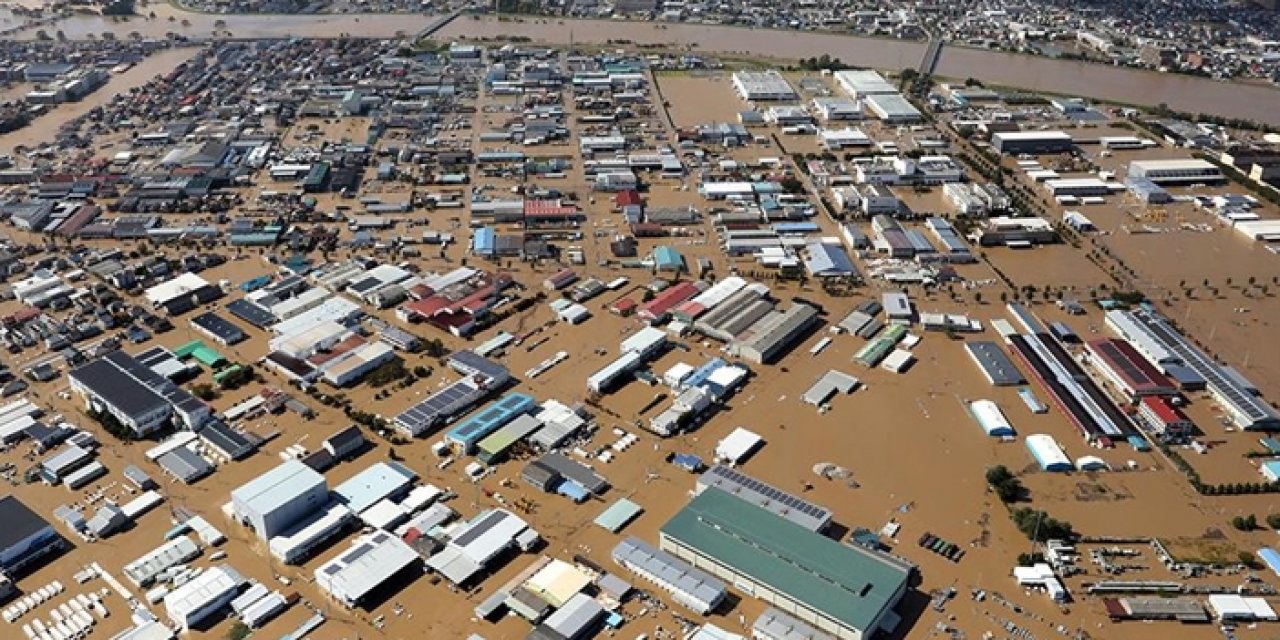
top-left (0, 47), bottom-right (200, 151)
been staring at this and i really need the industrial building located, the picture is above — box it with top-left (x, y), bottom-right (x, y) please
top-left (832, 70), bottom-right (898, 99)
top-left (1137, 396), bottom-right (1195, 438)
top-left (394, 351), bottom-right (511, 436)
top-left (659, 488), bottom-right (909, 640)
top-left (696, 466), bottom-right (832, 532)
top-left (314, 530), bottom-right (420, 608)
top-left (969, 400), bottom-right (1015, 437)
top-left (965, 342), bottom-right (1025, 386)
top-left (1025, 435), bottom-right (1073, 472)
top-left (165, 565), bottom-right (245, 631)
top-left (68, 350), bottom-right (211, 436)
top-left (972, 217), bottom-right (1058, 247)
top-left (1127, 159), bottom-right (1224, 185)
top-left (1085, 339), bottom-right (1177, 398)
top-left (0, 497), bottom-right (63, 575)
top-left (445, 393), bottom-right (537, 454)
top-left (731, 303), bottom-right (821, 364)
top-left (427, 509), bottom-right (539, 585)
top-left (1105, 309), bottom-right (1280, 430)
top-left (731, 71), bottom-right (798, 101)
top-left (991, 131), bottom-right (1073, 155)
top-left (231, 460), bottom-right (330, 540)
top-left (611, 536), bottom-right (727, 615)
top-left (865, 94), bottom-right (923, 123)
top-left (801, 370), bottom-right (861, 407)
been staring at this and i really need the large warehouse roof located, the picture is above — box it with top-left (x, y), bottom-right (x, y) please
top-left (661, 488), bottom-right (909, 634)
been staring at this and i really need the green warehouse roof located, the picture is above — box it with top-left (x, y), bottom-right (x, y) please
top-left (660, 487), bottom-right (909, 634)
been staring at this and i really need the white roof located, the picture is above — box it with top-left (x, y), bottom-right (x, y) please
top-left (969, 400), bottom-right (1013, 435)
top-left (360, 499), bottom-right (408, 530)
top-left (621, 327), bottom-right (667, 355)
top-left (993, 130), bottom-right (1072, 141)
top-left (145, 273), bottom-right (211, 306)
top-left (1207, 594), bottom-right (1276, 619)
top-left (715, 427), bottom-right (763, 463)
top-left (315, 531), bottom-right (418, 604)
top-left (165, 565), bottom-right (244, 623)
top-left (1025, 434), bottom-right (1071, 469)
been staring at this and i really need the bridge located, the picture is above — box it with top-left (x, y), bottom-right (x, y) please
top-left (919, 38), bottom-right (944, 75)
top-left (416, 10), bottom-right (463, 41)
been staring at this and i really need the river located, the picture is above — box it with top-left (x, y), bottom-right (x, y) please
top-left (9, 9), bottom-right (1280, 124)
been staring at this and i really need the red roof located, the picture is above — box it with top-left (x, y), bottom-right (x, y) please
top-left (639, 282), bottom-right (702, 319)
top-left (523, 199), bottom-right (577, 216)
top-left (610, 298), bottom-right (637, 315)
top-left (1140, 396), bottom-right (1189, 425)
top-left (615, 190), bottom-right (643, 206)
top-left (1086, 338), bottom-right (1173, 395)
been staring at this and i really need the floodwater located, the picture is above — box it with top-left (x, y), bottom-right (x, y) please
top-left (10, 9), bottom-right (1280, 123)
top-left (0, 47), bottom-right (200, 151)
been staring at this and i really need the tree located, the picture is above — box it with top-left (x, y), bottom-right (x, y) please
top-left (973, 291), bottom-right (982, 304)
top-left (226, 622), bottom-right (250, 640)
top-left (1010, 508), bottom-right (1074, 541)
top-left (101, 0), bottom-right (135, 15)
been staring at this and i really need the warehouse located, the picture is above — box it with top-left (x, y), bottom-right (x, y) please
top-left (1124, 176), bottom-right (1172, 204)
top-left (1137, 396), bottom-right (1194, 438)
top-left (732, 303), bottom-right (821, 364)
top-left (974, 217), bottom-right (1058, 247)
top-left (445, 392), bottom-right (537, 454)
top-left (587, 351), bottom-right (644, 394)
top-left (315, 530), bottom-right (420, 608)
top-left (992, 131), bottom-right (1073, 155)
top-left (1105, 309), bottom-right (1279, 430)
top-left (189, 312), bottom-right (246, 346)
top-left (1207, 595), bottom-right (1278, 622)
top-left (696, 466), bottom-right (832, 532)
top-left (1025, 435), bottom-right (1073, 472)
top-left (394, 352), bottom-right (511, 437)
top-left (145, 272), bottom-right (222, 315)
top-left (1085, 339), bottom-right (1177, 398)
top-left (805, 242), bottom-right (859, 279)
top-left (267, 502), bottom-right (354, 565)
top-left (731, 71), bottom-right (798, 101)
top-left (333, 463), bottom-right (415, 517)
top-left (969, 400), bottom-right (1015, 437)
top-left (965, 342), bottom-right (1025, 386)
top-left (476, 414), bottom-right (544, 464)
top-left (525, 452), bottom-right (610, 494)
top-left (802, 370), bottom-right (860, 407)
top-left (1044, 178), bottom-right (1111, 197)
top-left (0, 496), bottom-right (62, 575)
top-left (165, 565), bottom-right (245, 631)
top-left (231, 459), bottom-right (329, 540)
top-left (832, 70), bottom-right (898, 99)
top-left (427, 509), bottom-right (538, 585)
top-left (322, 341), bottom-right (398, 387)
top-left (611, 536), bottom-right (726, 615)
top-left (754, 607), bottom-right (837, 640)
top-left (125, 536), bottom-right (201, 586)
top-left (864, 94), bottom-right (923, 123)
top-left (811, 97), bottom-right (863, 121)
top-left (69, 350), bottom-right (211, 436)
top-left (1127, 159), bottom-right (1223, 185)
top-left (660, 489), bottom-right (909, 640)
top-left (536, 592), bottom-right (605, 640)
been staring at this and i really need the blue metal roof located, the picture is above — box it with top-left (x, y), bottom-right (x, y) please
top-left (1259, 548), bottom-right (1280, 576)
top-left (472, 227), bottom-right (496, 254)
top-left (654, 246), bottom-right (683, 269)
top-left (445, 392), bottom-right (536, 451)
top-left (805, 242), bottom-right (857, 277)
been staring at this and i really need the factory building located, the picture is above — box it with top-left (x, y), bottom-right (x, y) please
top-left (969, 400), bottom-right (1015, 437)
top-left (695, 466), bottom-right (832, 532)
top-left (865, 94), bottom-right (923, 123)
top-left (991, 131), bottom-right (1073, 155)
top-left (1127, 159), bottom-right (1223, 185)
top-left (1137, 396), bottom-right (1195, 438)
top-left (165, 565), bottom-right (245, 631)
top-left (832, 70), bottom-right (898, 99)
top-left (314, 531), bottom-right (421, 608)
top-left (659, 488), bottom-right (910, 640)
top-left (0, 497), bottom-right (63, 575)
top-left (611, 536), bottom-right (727, 615)
top-left (231, 460), bottom-right (329, 540)
top-left (730, 303), bottom-right (821, 364)
top-left (1084, 339), bottom-right (1177, 398)
top-left (68, 350), bottom-right (210, 436)
top-left (731, 71), bottom-right (798, 101)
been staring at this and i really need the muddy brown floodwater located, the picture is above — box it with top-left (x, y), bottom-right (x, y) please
top-left (0, 47), bottom-right (200, 151)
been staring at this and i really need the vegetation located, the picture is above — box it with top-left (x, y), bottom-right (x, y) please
top-left (1016, 552), bottom-right (1045, 566)
top-left (1010, 508), bottom-right (1075, 542)
top-left (1268, 513), bottom-right (1280, 530)
top-left (1231, 514), bottom-right (1259, 531)
top-left (225, 622), bottom-right (250, 640)
top-left (101, 0), bottom-right (135, 15)
top-left (86, 407), bottom-right (135, 442)
top-left (191, 383), bottom-right (218, 401)
top-left (797, 55), bottom-right (854, 72)
top-left (216, 366), bottom-right (255, 391)
top-left (985, 465), bottom-right (1024, 503)
top-left (366, 359), bottom-right (409, 388)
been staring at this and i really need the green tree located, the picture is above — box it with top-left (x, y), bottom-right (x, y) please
top-left (226, 622), bottom-right (250, 640)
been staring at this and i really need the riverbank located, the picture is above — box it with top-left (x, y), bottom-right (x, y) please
top-left (7, 7), bottom-right (1279, 124)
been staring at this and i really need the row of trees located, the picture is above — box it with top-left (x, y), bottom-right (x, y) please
top-left (1010, 507), bottom-right (1075, 542)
